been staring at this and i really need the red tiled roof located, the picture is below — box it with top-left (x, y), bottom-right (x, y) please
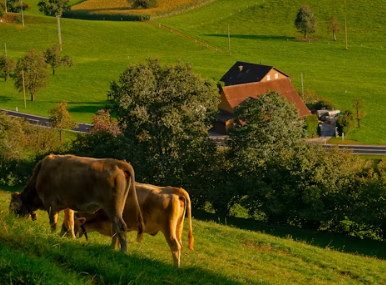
top-left (221, 78), bottom-right (311, 117)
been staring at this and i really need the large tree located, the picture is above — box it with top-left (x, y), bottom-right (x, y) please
top-left (44, 44), bottom-right (73, 75)
top-left (0, 54), bottom-right (16, 81)
top-left (228, 91), bottom-right (305, 159)
top-left (295, 5), bottom-right (317, 39)
top-left (49, 101), bottom-right (78, 143)
top-left (108, 58), bottom-right (219, 185)
top-left (38, 0), bottom-right (70, 15)
top-left (14, 49), bottom-right (49, 101)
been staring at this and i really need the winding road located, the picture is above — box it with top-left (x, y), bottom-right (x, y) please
top-left (2, 108), bottom-right (386, 155)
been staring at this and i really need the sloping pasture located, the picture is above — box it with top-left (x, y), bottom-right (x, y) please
top-left (1, 190), bottom-right (386, 284)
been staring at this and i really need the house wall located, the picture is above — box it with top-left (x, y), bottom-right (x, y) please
top-left (261, 69), bottom-right (287, 82)
top-left (218, 91), bottom-right (234, 113)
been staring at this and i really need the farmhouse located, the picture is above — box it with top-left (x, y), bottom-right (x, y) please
top-left (213, 61), bottom-right (311, 134)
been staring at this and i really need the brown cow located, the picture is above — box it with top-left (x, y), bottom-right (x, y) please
top-left (9, 154), bottom-right (144, 254)
top-left (71, 183), bottom-right (194, 267)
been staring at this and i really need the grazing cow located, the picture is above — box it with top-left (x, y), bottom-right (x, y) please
top-left (71, 183), bottom-right (194, 267)
top-left (9, 154), bottom-right (144, 254)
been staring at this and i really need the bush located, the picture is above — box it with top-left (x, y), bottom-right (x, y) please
top-left (336, 110), bottom-right (355, 135)
top-left (133, 0), bottom-right (157, 9)
top-left (304, 114), bottom-right (319, 138)
top-left (314, 96), bottom-right (335, 110)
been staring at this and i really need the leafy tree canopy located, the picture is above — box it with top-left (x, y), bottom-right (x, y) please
top-left (295, 5), bottom-right (317, 38)
top-left (228, 90), bottom-right (305, 160)
top-left (49, 101), bottom-right (78, 142)
top-left (108, 58), bottom-right (219, 185)
top-left (38, 0), bottom-right (70, 16)
top-left (0, 54), bottom-right (16, 81)
top-left (44, 45), bottom-right (73, 75)
top-left (13, 49), bottom-right (49, 101)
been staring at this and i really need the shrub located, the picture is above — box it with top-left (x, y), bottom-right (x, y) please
top-left (336, 110), bottom-right (355, 135)
top-left (304, 114), bottom-right (319, 138)
top-left (315, 96), bottom-right (335, 110)
top-left (133, 0), bottom-right (157, 9)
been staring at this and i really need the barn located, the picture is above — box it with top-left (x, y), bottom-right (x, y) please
top-left (213, 61), bottom-right (311, 135)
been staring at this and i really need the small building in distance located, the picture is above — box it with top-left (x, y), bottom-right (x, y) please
top-left (213, 61), bottom-right (311, 135)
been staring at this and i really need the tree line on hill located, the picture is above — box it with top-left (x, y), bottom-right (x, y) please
top-left (1, 59), bottom-right (385, 241)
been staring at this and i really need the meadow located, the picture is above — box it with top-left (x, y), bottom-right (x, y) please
top-left (1, 190), bottom-right (386, 284)
top-left (0, 0), bottom-right (386, 142)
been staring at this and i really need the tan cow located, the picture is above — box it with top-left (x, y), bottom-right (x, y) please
top-left (9, 154), bottom-right (144, 254)
top-left (71, 183), bottom-right (194, 267)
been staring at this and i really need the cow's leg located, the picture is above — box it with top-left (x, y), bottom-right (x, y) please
top-left (63, 208), bottom-right (76, 239)
top-left (163, 222), bottom-right (182, 267)
top-left (49, 209), bottom-right (60, 232)
top-left (105, 210), bottom-right (128, 254)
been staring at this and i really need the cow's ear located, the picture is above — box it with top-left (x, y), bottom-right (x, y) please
top-left (76, 217), bottom-right (87, 225)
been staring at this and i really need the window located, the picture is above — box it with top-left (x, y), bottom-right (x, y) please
top-left (275, 73), bottom-right (279, 79)
top-left (267, 75), bottom-right (271, 81)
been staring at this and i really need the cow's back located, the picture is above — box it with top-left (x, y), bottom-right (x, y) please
top-left (36, 155), bottom-right (129, 212)
top-left (123, 184), bottom-right (184, 235)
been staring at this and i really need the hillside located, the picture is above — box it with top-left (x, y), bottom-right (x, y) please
top-left (1, 190), bottom-right (386, 284)
top-left (156, 0), bottom-right (386, 143)
top-left (0, 0), bottom-right (386, 142)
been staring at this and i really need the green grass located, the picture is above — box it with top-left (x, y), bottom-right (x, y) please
top-left (1, 0), bottom-right (386, 142)
top-left (156, 0), bottom-right (386, 143)
top-left (1, 190), bottom-right (386, 284)
top-left (0, 1), bottom-right (222, 123)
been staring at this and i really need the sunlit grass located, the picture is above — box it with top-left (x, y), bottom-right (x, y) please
top-left (1, 190), bottom-right (386, 284)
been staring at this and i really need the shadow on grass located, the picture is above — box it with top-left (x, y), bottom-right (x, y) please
top-left (204, 34), bottom-right (294, 41)
top-left (193, 210), bottom-right (386, 260)
top-left (0, 95), bottom-right (12, 101)
top-left (0, 232), bottom-right (242, 285)
top-left (66, 103), bottom-right (107, 114)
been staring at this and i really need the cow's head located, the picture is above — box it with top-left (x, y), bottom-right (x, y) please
top-left (9, 192), bottom-right (38, 220)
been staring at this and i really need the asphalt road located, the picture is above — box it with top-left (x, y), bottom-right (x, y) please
top-left (0, 108), bottom-right (93, 133)
top-left (322, 144), bottom-right (386, 155)
top-left (3, 108), bottom-right (386, 155)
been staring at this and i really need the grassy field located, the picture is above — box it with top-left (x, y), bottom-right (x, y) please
top-left (156, 0), bottom-right (386, 143)
top-left (0, 1), bottom-right (223, 123)
top-left (66, 0), bottom-right (215, 20)
top-left (1, 190), bottom-right (386, 284)
top-left (1, 0), bottom-right (386, 143)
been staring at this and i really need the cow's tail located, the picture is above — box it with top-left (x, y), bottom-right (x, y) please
top-left (125, 165), bottom-right (145, 242)
top-left (173, 188), bottom-right (194, 251)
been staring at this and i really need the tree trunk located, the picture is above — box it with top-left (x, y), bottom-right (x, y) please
top-left (31, 94), bottom-right (35, 101)
top-left (60, 129), bottom-right (63, 143)
top-left (358, 119), bottom-right (361, 128)
top-left (304, 31), bottom-right (307, 39)
top-left (4, 75), bottom-right (7, 81)
top-left (333, 32), bottom-right (337, 41)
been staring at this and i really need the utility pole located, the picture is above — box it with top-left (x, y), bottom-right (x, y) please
top-left (20, 0), bottom-right (24, 26)
top-left (228, 23), bottom-right (231, 56)
top-left (345, 16), bottom-right (348, 50)
top-left (22, 70), bottom-right (26, 108)
top-left (4, 0), bottom-right (7, 13)
top-left (301, 73), bottom-right (304, 101)
top-left (56, 14), bottom-right (62, 51)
